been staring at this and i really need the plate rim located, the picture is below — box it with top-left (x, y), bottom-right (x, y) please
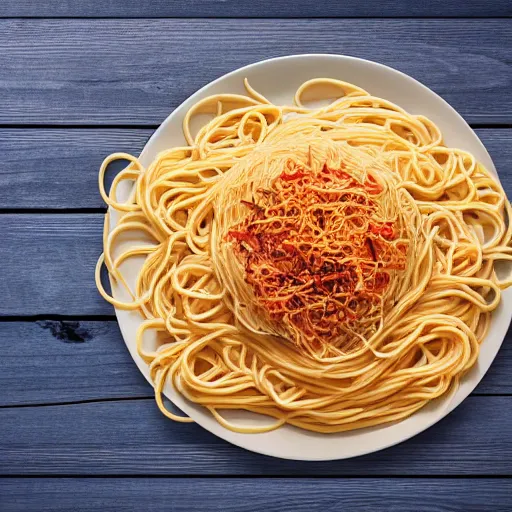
top-left (108, 53), bottom-right (512, 461)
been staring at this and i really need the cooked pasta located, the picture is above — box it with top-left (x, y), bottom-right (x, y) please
top-left (96, 78), bottom-right (512, 433)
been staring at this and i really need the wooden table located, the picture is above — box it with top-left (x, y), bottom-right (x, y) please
top-left (1, 2), bottom-right (512, 510)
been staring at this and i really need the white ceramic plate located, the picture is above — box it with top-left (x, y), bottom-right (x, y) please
top-left (108, 54), bottom-right (511, 461)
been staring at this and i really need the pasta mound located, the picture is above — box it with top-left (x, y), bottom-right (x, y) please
top-left (224, 145), bottom-right (410, 353)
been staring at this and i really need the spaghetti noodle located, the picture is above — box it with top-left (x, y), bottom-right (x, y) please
top-left (96, 78), bottom-right (512, 433)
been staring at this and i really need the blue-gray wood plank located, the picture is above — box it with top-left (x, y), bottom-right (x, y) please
top-left (1, 396), bottom-right (511, 475)
top-left (1, 215), bottom-right (107, 316)
top-left (2, 478), bottom-right (511, 512)
top-left (1, 321), bottom-right (510, 407)
top-left (0, 128), bottom-right (152, 209)
top-left (0, 322), bottom-right (151, 405)
top-left (2, 128), bottom-right (512, 209)
top-left (0, 0), bottom-right (509, 17)
top-left (0, 19), bottom-right (511, 125)
top-left (4, 205), bottom-right (512, 316)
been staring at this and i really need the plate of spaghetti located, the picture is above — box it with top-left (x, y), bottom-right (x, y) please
top-left (96, 54), bottom-right (512, 460)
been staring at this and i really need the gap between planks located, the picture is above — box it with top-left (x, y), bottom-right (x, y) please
top-left (0, 394), bottom-right (509, 410)
top-left (0, 123), bottom-right (510, 129)
top-left (0, 474), bottom-right (510, 479)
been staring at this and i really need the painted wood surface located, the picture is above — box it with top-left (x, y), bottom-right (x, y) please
top-left (1, 397), bottom-right (511, 475)
top-left (1, 321), bottom-right (511, 407)
top-left (2, 478), bottom-right (511, 512)
top-left (0, 321), bottom-right (150, 405)
top-left (0, 215), bottom-right (108, 316)
top-left (1, 5), bottom-right (512, 509)
top-left (0, 20), bottom-right (511, 125)
top-left (4, 207), bottom-right (512, 323)
top-left (0, 128), bottom-right (153, 210)
top-left (1, 128), bottom-right (511, 210)
top-left (1, 0), bottom-right (509, 18)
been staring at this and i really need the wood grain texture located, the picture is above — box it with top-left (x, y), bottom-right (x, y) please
top-left (0, 0), bottom-right (509, 17)
top-left (0, 215), bottom-right (109, 316)
top-left (4, 209), bottom-right (512, 318)
top-left (0, 19), bottom-right (511, 125)
top-left (0, 322), bottom-right (150, 405)
top-left (0, 128), bottom-right (152, 209)
top-left (1, 320), bottom-right (510, 407)
top-left (1, 128), bottom-right (511, 209)
top-left (2, 478), bottom-right (512, 512)
top-left (1, 397), bottom-right (511, 475)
